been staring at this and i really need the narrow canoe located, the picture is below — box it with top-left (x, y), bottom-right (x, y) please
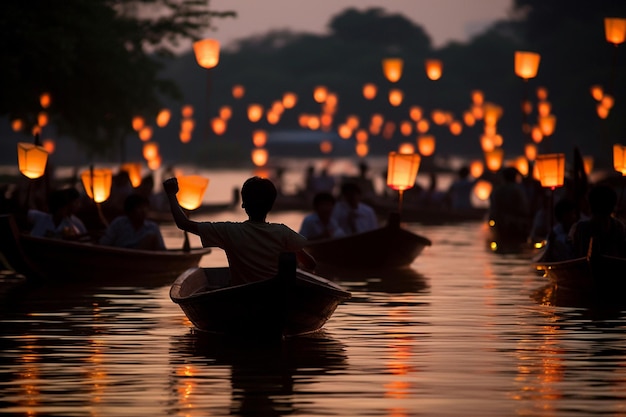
top-left (170, 253), bottom-right (351, 338)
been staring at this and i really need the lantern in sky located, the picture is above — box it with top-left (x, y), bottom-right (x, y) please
top-left (473, 180), bottom-right (492, 201)
top-left (181, 105), bottom-right (194, 118)
top-left (536, 86), bottom-right (549, 100)
top-left (355, 143), bottom-right (369, 158)
top-left (417, 135), bottom-right (436, 156)
top-left (613, 144), bottom-right (626, 175)
top-left (538, 115), bottom-right (556, 136)
top-left (388, 89), bottom-right (404, 106)
top-left (537, 101), bottom-right (551, 117)
top-left (425, 59), bottom-right (443, 80)
top-left (282, 92), bottom-right (297, 108)
top-left (247, 104), bottom-right (264, 122)
top-left (387, 152), bottom-right (421, 213)
top-left (535, 153), bottom-right (565, 189)
top-left (382, 58), bottom-right (403, 82)
top-left (138, 126), bottom-right (153, 141)
top-left (11, 119), bottom-right (24, 132)
top-left (156, 109), bottom-right (171, 127)
top-left (531, 126), bottom-right (544, 143)
top-left (252, 130), bottom-right (268, 147)
top-left (398, 142), bottom-right (415, 154)
top-left (605, 17), bottom-right (626, 45)
top-left (338, 124), bottom-right (352, 139)
top-left (416, 119), bottom-right (430, 134)
top-left (597, 103), bottom-right (610, 119)
top-left (37, 111), bottom-right (48, 127)
top-left (601, 94), bottom-right (615, 109)
top-left (179, 130), bottom-right (192, 144)
top-left (232, 85), bottom-right (245, 99)
top-left (132, 116), bottom-right (145, 131)
top-left (485, 148), bottom-right (504, 172)
top-left (121, 162), bottom-right (142, 188)
top-left (17, 141), bottom-right (48, 179)
top-left (211, 117), bottom-right (227, 135)
top-left (313, 86), bottom-right (328, 103)
top-left (590, 84), bottom-right (604, 101)
top-left (81, 168), bottom-right (113, 203)
top-left (177, 175), bottom-right (210, 210)
top-left (219, 106), bottom-right (232, 120)
top-left (471, 90), bottom-right (484, 106)
top-left (320, 140), bottom-right (333, 154)
top-left (142, 141), bottom-right (159, 160)
top-left (193, 39), bottom-right (220, 68)
top-left (251, 148), bottom-right (269, 167)
top-left (514, 51), bottom-right (541, 80)
top-left (409, 106), bottom-right (423, 122)
top-left (469, 160), bottom-right (484, 178)
top-left (363, 83), bottom-right (377, 100)
top-left (42, 138), bottom-right (55, 154)
top-left (449, 120), bottom-right (463, 136)
top-left (40, 92), bottom-right (51, 108)
top-left (583, 156), bottom-right (594, 176)
top-left (399, 120), bottom-right (413, 136)
top-left (524, 143), bottom-right (538, 162)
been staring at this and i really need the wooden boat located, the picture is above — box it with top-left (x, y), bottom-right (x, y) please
top-left (303, 213), bottom-right (432, 269)
top-left (170, 253), bottom-right (351, 337)
top-left (0, 214), bottom-right (211, 282)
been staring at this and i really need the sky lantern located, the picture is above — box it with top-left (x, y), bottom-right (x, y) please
top-left (193, 38), bottom-right (220, 68)
top-left (388, 89), bottom-right (404, 106)
top-left (485, 148), bottom-right (504, 172)
top-left (177, 175), bottom-right (210, 210)
top-left (469, 160), bottom-right (484, 178)
top-left (81, 167), bottom-right (113, 203)
top-left (211, 117), bottom-right (227, 135)
top-left (266, 111), bottom-right (281, 125)
top-left (449, 120), bottom-right (463, 135)
top-left (42, 138), bottom-right (55, 154)
top-left (471, 104), bottom-right (484, 120)
top-left (416, 119), bottom-right (430, 134)
top-left (181, 105), bottom-right (194, 118)
top-left (313, 85), bottom-right (328, 103)
top-left (219, 105), bottom-right (232, 120)
top-left (471, 90), bottom-right (484, 106)
top-left (463, 111), bottom-right (476, 127)
top-left (355, 143), bottom-right (369, 158)
top-left (282, 92), bottom-right (298, 108)
top-left (590, 84), bottom-right (604, 101)
top-left (147, 155), bottom-right (162, 170)
top-left (597, 103), bottom-right (610, 119)
top-left (37, 111), bottom-right (48, 127)
top-left (156, 108), bottom-right (171, 127)
top-left (179, 130), bottom-right (192, 143)
top-left (601, 94), bottom-right (615, 109)
top-left (382, 58), bottom-right (403, 82)
top-left (138, 126), bottom-right (153, 141)
top-left (142, 141), bottom-right (159, 160)
top-left (370, 113), bottom-right (384, 128)
top-left (417, 135), bottom-right (436, 156)
top-left (252, 130), bottom-right (268, 147)
top-left (524, 143), bottom-right (538, 162)
top-left (399, 120), bottom-right (413, 136)
top-left (510, 156), bottom-right (529, 176)
top-left (535, 153), bottom-right (565, 190)
top-left (425, 59), bottom-right (443, 80)
top-left (431, 110), bottom-right (447, 125)
top-left (362, 83), bottom-right (377, 100)
top-left (531, 125), bottom-right (544, 143)
top-left (605, 17), bottom-right (626, 45)
top-left (538, 115), bottom-right (556, 136)
top-left (346, 115), bottom-right (360, 129)
top-left (536, 86), bottom-right (549, 100)
top-left (483, 102), bottom-right (503, 126)
top-left (409, 106), bottom-right (423, 122)
top-left (613, 144), bottom-right (626, 175)
top-left (121, 162), bottom-right (142, 188)
top-left (132, 116), bottom-right (145, 131)
top-left (40, 92), bottom-right (52, 108)
top-left (320, 140), bottom-right (333, 154)
top-left (17, 140), bottom-right (48, 180)
top-left (181, 118), bottom-right (195, 133)
top-left (338, 124), bottom-right (352, 139)
top-left (480, 134), bottom-right (496, 152)
top-left (514, 51), bottom-right (541, 80)
top-left (355, 128), bottom-right (368, 143)
top-left (251, 148), bottom-right (269, 167)
top-left (398, 142), bottom-right (415, 154)
top-left (306, 115), bottom-right (320, 130)
top-left (537, 101), bottom-right (551, 117)
top-left (232, 84), bottom-right (245, 99)
top-left (382, 121), bottom-right (396, 139)
top-left (11, 119), bottom-right (24, 132)
top-left (583, 156), bottom-right (594, 175)
top-left (387, 151), bottom-right (421, 213)
top-left (247, 104), bottom-right (264, 122)
top-left (473, 180), bottom-right (492, 201)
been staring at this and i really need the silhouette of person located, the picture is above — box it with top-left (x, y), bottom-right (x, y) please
top-left (445, 166), bottom-right (474, 210)
top-left (331, 182), bottom-right (378, 235)
top-left (163, 176), bottom-right (316, 285)
top-left (299, 192), bottom-right (346, 240)
top-left (28, 187), bottom-right (88, 239)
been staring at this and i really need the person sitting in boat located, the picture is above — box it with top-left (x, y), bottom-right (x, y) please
top-left (28, 187), bottom-right (88, 240)
top-left (331, 182), bottom-right (378, 235)
top-left (299, 191), bottom-right (346, 240)
top-left (569, 184), bottom-right (626, 258)
top-left (543, 197), bottom-right (579, 262)
top-left (444, 166), bottom-right (475, 210)
top-left (163, 176), bottom-right (316, 285)
top-left (99, 193), bottom-right (166, 250)
top-left (488, 167), bottom-right (531, 241)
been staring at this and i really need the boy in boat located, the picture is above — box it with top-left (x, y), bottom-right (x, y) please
top-left (163, 176), bottom-right (316, 285)
top-left (299, 191), bottom-right (346, 240)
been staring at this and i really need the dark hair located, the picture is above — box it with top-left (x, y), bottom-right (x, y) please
top-left (554, 198), bottom-right (576, 222)
top-left (501, 167), bottom-right (519, 182)
top-left (458, 166), bottom-right (470, 178)
top-left (241, 176), bottom-right (277, 217)
top-left (588, 184), bottom-right (617, 217)
top-left (48, 187), bottom-right (80, 213)
top-left (340, 182), bottom-right (361, 196)
top-left (313, 191), bottom-right (335, 207)
top-left (124, 193), bottom-right (149, 213)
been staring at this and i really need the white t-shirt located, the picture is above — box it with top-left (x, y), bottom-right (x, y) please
top-left (198, 220), bottom-right (307, 284)
top-left (299, 213), bottom-right (345, 240)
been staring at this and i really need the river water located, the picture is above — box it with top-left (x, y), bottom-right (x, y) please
top-left (1, 168), bottom-right (626, 416)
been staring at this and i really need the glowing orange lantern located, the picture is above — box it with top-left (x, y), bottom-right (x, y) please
top-left (132, 116), bottom-right (145, 131)
top-left (601, 94), bottom-right (614, 109)
top-left (193, 39), bottom-right (220, 68)
top-left (219, 106), bottom-right (232, 120)
top-left (142, 142), bottom-right (159, 160)
top-left (535, 153), bottom-right (565, 189)
top-left (514, 51), bottom-right (541, 80)
top-left (449, 120), bottom-right (463, 135)
top-left (387, 152), bottom-right (421, 212)
top-left (485, 148), bottom-right (504, 172)
top-left (313, 86), bottom-right (328, 103)
top-left (416, 119), bottom-right (430, 133)
top-left (320, 140), bottom-right (333, 154)
top-left (177, 175), bottom-right (209, 210)
top-left (355, 129), bottom-right (368, 143)
top-left (363, 83), bottom-right (377, 100)
top-left (147, 156), bottom-right (162, 171)
top-left (11, 119), bottom-right (24, 132)
top-left (156, 109), bottom-right (171, 127)
top-left (398, 142), bottom-right (415, 154)
top-left (181, 118), bottom-right (195, 133)
top-left (483, 102), bottom-right (503, 126)
top-left (463, 111), bottom-right (476, 127)
top-left (37, 111), bottom-right (48, 127)
top-left (531, 125), bottom-right (544, 143)
top-left (605, 17), bottom-right (626, 45)
top-left (382, 58), bottom-right (403, 82)
top-left (537, 101), bottom-right (551, 117)
top-left (121, 162), bottom-right (142, 188)
top-left (409, 106), bottom-right (423, 122)
top-left (17, 142), bottom-right (48, 179)
top-left (536, 86), bottom-right (549, 100)
top-left (282, 92), bottom-right (297, 108)
top-left (388, 89), bottom-right (404, 106)
top-left (613, 144), bottom-right (626, 175)
top-left (42, 138), bottom-right (55, 154)
top-left (138, 126), bottom-right (153, 141)
top-left (181, 105), bottom-right (194, 118)
top-left (232, 85), bottom-right (245, 99)
top-left (417, 135), bottom-right (435, 156)
top-left (583, 156), bottom-right (594, 175)
top-left (179, 130), bottom-right (192, 143)
top-left (590, 85), bottom-right (604, 101)
top-left (251, 148), bottom-right (269, 167)
top-left (81, 168), bottom-right (113, 203)
top-left (538, 115), bottom-right (556, 136)
top-left (471, 90), bottom-right (484, 106)
top-left (338, 124), bottom-right (352, 139)
top-left (399, 120), bottom-right (413, 136)
top-left (597, 103), bottom-right (610, 119)
top-left (252, 130), bottom-right (268, 147)
top-left (248, 104), bottom-right (263, 122)
top-left (524, 143), bottom-right (537, 162)
top-left (469, 160), bottom-right (484, 178)
top-left (425, 59), bottom-right (443, 80)
top-left (355, 143), bottom-right (369, 157)
top-left (473, 180), bottom-right (492, 201)
top-left (40, 92), bottom-right (52, 108)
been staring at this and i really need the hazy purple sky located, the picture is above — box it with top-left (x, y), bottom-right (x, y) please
top-left (208, 0), bottom-right (514, 50)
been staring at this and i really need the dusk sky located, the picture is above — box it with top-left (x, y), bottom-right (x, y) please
top-left (208, 0), bottom-right (514, 50)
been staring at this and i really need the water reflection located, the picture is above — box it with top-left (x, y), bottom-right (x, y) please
top-left (315, 265), bottom-right (429, 294)
top-left (167, 330), bottom-right (348, 416)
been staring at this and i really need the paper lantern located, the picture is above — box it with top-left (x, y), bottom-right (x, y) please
top-left (247, 104), bottom-right (263, 122)
top-left (177, 175), bottom-right (210, 210)
top-left (537, 101), bottom-right (551, 117)
top-left (387, 152), bottom-right (421, 191)
top-left (514, 51), bottom-right (541, 79)
top-left (181, 105), bottom-right (194, 118)
top-left (605, 17), bottom-right (626, 45)
top-left (590, 85), bottom-right (604, 101)
top-left (40, 92), bottom-right (52, 108)
top-left (583, 156), bottom-right (594, 175)
top-left (382, 58), bottom-right (403, 82)
top-left (251, 148), bottom-right (268, 167)
top-left (485, 148), bottom-right (504, 172)
top-left (142, 141), bottom-right (159, 160)
top-left (613, 144), bottom-right (626, 175)
top-left (469, 160), bottom-right (484, 178)
top-left (524, 143), bottom-right (537, 162)
top-left (409, 106), bottom-right (423, 122)
top-left (132, 116), bottom-right (145, 131)
top-left (193, 39), bottom-right (220, 69)
top-left (282, 92), bottom-right (297, 108)
top-left (232, 85), bottom-right (245, 99)
top-left (399, 120), bottom-right (413, 136)
top-left (362, 83), bottom-right (377, 100)
top-left (338, 124), bottom-right (352, 139)
top-left (211, 117), bottom-right (227, 135)
top-left (538, 115), bottom-right (556, 136)
top-left (81, 168), bottom-right (113, 203)
top-left (355, 129), bottom-right (368, 143)
top-left (138, 126), bottom-right (153, 141)
top-left (313, 86), bottom-right (328, 103)
top-left (11, 119), bottom-right (24, 132)
top-left (449, 120), bottom-right (463, 135)
top-left (17, 142), bottom-right (48, 179)
top-left (355, 143), bottom-right (369, 158)
top-left (320, 140), bottom-right (333, 154)
top-left (156, 109), bottom-right (171, 127)
top-left (398, 142), bottom-right (415, 154)
top-left (219, 106), bottom-right (232, 120)
top-left (121, 162), bottom-right (142, 188)
top-left (181, 118), bottom-right (195, 133)
top-left (425, 59), bottom-right (443, 80)
top-left (388, 89), bottom-right (404, 106)
top-left (417, 135), bottom-right (436, 156)
top-left (42, 138), bottom-right (55, 154)
top-left (535, 153), bottom-right (565, 189)
top-left (252, 130), bottom-right (268, 147)
top-left (473, 180), bottom-right (493, 201)
top-left (471, 90), bottom-right (484, 106)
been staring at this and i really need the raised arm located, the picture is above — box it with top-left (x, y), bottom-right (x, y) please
top-left (162, 178), bottom-right (200, 235)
